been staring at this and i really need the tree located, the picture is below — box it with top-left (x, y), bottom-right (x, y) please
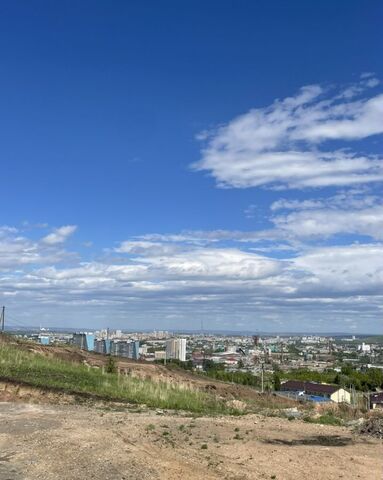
top-left (273, 372), bottom-right (281, 391)
top-left (106, 355), bottom-right (117, 374)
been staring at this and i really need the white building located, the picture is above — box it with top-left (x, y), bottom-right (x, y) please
top-left (154, 350), bottom-right (166, 360)
top-left (358, 342), bottom-right (371, 353)
top-left (166, 338), bottom-right (187, 362)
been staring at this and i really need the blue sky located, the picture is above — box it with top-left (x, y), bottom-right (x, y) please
top-left (1, 1), bottom-right (383, 332)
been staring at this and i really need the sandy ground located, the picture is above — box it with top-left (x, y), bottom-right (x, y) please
top-left (0, 402), bottom-right (381, 480)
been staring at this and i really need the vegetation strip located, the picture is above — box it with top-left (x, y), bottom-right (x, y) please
top-left (0, 344), bottom-right (238, 414)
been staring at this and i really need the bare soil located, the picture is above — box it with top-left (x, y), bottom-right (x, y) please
top-left (0, 401), bottom-right (381, 480)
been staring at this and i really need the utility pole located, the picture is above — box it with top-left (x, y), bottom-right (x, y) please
top-left (261, 362), bottom-right (264, 393)
top-left (0, 306), bottom-right (5, 333)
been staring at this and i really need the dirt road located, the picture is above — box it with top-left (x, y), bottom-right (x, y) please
top-left (0, 402), bottom-right (381, 480)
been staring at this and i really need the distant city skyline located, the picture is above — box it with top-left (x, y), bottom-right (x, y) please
top-left (1, 2), bottom-right (383, 333)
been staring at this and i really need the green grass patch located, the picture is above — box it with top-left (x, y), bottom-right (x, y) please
top-left (0, 343), bottom-right (239, 415)
top-left (303, 414), bottom-right (343, 426)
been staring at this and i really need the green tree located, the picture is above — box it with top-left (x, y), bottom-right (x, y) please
top-left (105, 355), bottom-right (117, 374)
top-left (273, 372), bottom-right (281, 391)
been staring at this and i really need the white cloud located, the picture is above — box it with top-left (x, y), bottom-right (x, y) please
top-left (42, 225), bottom-right (77, 245)
top-left (1, 224), bottom-right (382, 332)
top-left (271, 199), bottom-right (325, 211)
top-left (292, 244), bottom-right (383, 295)
top-left (274, 205), bottom-right (383, 240)
top-left (140, 248), bottom-right (281, 279)
top-left (115, 241), bottom-right (180, 256)
top-left (138, 229), bottom-right (275, 244)
top-left (270, 190), bottom-right (383, 240)
top-left (0, 226), bottom-right (73, 270)
top-left (193, 79), bottom-right (383, 189)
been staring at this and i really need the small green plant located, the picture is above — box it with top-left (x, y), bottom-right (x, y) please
top-left (233, 433), bottom-right (242, 440)
top-left (162, 430), bottom-right (170, 436)
top-left (146, 424), bottom-right (155, 431)
top-left (303, 414), bottom-right (342, 426)
top-left (234, 427), bottom-right (240, 432)
top-left (201, 443), bottom-right (208, 449)
top-left (178, 424), bottom-right (185, 431)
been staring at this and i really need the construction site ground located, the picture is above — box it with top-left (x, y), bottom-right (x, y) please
top-left (0, 401), bottom-right (381, 480)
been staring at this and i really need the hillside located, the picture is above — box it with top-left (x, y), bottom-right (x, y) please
top-left (0, 336), bottom-right (295, 410)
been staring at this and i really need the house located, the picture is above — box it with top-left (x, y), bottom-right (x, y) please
top-left (281, 380), bottom-right (350, 403)
top-left (370, 392), bottom-right (383, 409)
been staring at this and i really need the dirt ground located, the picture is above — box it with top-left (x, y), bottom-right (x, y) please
top-left (0, 401), bottom-right (381, 480)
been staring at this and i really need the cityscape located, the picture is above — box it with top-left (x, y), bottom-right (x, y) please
top-left (11, 326), bottom-right (383, 409)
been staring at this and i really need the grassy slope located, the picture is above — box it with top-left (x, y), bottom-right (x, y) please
top-left (0, 343), bottom-right (237, 414)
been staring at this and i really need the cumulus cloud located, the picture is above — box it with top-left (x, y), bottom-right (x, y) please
top-left (42, 225), bottom-right (77, 245)
top-left (140, 248), bottom-right (281, 279)
top-left (292, 244), bottom-right (383, 295)
top-left (0, 226), bottom-right (74, 270)
top-left (1, 224), bottom-right (382, 331)
top-left (270, 190), bottom-right (383, 240)
top-left (193, 78), bottom-right (383, 189)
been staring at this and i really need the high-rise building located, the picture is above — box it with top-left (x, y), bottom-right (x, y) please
top-left (73, 333), bottom-right (95, 351)
top-left (110, 340), bottom-right (140, 360)
top-left (94, 339), bottom-right (112, 354)
top-left (166, 338), bottom-right (187, 362)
